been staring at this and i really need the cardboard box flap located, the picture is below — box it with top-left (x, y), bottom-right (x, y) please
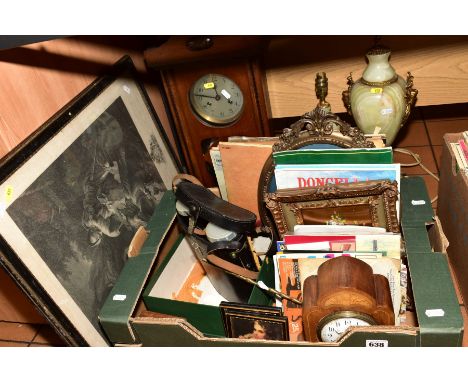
top-left (407, 250), bottom-right (463, 346)
top-left (400, 176), bottom-right (434, 226)
top-left (401, 226), bottom-right (432, 254)
top-left (99, 191), bottom-right (176, 344)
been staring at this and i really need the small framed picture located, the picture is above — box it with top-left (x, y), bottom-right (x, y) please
top-left (222, 310), bottom-right (289, 341)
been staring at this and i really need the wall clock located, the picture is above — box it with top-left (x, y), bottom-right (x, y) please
top-left (144, 36), bottom-right (271, 187)
top-left (302, 256), bottom-right (395, 343)
top-left (188, 73), bottom-right (244, 126)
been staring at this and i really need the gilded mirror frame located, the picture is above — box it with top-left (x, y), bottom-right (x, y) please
top-left (257, 105), bottom-right (376, 240)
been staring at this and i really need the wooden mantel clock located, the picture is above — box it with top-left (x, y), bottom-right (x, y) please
top-left (144, 36), bottom-right (271, 187)
top-left (302, 256), bottom-right (395, 343)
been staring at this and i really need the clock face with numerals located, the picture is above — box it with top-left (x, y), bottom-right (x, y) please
top-left (318, 311), bottom-right (376, 343)
top-left (189, 73), bottom-right (244, 126)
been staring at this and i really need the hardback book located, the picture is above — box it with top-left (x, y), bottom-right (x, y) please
top-left (273, 147), bottom-right (393, 166)
top-left (218, 141), bottom-right (274, 220)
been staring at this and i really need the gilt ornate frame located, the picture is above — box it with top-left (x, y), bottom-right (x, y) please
top-left (257, 105), bottom-right (376, 239)
top-left (264, 179), bottom-right (399, 238)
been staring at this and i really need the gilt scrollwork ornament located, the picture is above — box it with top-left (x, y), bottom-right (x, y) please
top-left (264, 180), bottom-right (400, 238)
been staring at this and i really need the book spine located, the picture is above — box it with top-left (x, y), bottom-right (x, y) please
top-left (273, 150), bottom-right (393, 166)
top-left (458, 139), bottom-right (468, 162)
top-left (451, 143), bottom-right (468, 174)
top-left (462, 131), bottom-right (468, 143)
top-left (209, 148), bottom-right (229, 200)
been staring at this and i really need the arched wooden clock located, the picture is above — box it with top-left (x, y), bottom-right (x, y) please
top-left (144, 36), bottom-right (271, 187)
top-left (302, 256), bottom-right (395, 343)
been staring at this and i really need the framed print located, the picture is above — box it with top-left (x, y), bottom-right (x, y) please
top-left (0, 56), bottom-right (180, 346)
top-left (264, 179), bottom-right (400, 238)
top-left (222, 310), bottom-right (289, 341)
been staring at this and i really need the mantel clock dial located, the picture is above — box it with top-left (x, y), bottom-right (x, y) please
top-left (302, 256), bottom-right (395, 343)
top-left (189, 74), bottom-right (244, 126)
top-left (317, 311), bottom-right (376, 343)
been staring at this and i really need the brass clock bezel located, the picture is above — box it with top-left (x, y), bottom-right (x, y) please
top-left (188, 73), bottom-right (245, 126)
top-left (317, 310), bottom-right (377, 342)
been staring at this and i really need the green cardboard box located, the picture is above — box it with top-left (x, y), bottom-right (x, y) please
top-left (98, 176), bottom-right (463, 346)
top-left (141, 232), bottom-right (273, 338)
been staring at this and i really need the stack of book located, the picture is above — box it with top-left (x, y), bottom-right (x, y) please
top-left (450, 131), bottom-right (468, 173)
top-left (210, 137), bottom-right (277, 221)
top-left (270, 147), bottom-right (405, 341)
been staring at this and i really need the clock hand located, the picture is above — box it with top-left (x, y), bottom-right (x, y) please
top-left (212, 83), bottom-right (220, 97)
top-left (193, 93), bottom-right (219, 100)
top-left (220, 88), bottom-right (234, 104)
top-left (211, 84), bottom-right (223, 101)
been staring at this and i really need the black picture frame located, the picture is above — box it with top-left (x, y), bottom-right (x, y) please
top-left (0, 55), bottom-right (180, 346)
top-left (221, 306), bottom-right (289, 341)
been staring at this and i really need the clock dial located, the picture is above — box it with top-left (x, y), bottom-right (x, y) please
top-left (318, 311), bottom-right (376, 343)
top-left (189, 73), bottom-right (244, 126)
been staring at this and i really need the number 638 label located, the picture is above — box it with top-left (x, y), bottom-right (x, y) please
top-left (366, 340), bottom-right (388, 347)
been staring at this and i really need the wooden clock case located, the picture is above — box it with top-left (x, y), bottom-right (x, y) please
top-left (144, 36), bottom-right (271, 187)
top-left (302, 256), bottom-right (395, 342)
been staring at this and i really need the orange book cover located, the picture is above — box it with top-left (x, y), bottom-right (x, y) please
top-left (277, 258), bottom-right (303, 341)
top-left (218, 141), bottom-right (273, 221)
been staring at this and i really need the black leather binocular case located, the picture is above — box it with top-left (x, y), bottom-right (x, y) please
top-left (173, 175), bottom-right (261, 303)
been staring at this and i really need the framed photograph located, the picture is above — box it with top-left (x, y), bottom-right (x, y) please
top-left (264, 179), bottom-right (400, 238)
top-left (0, 56), bottom-right (180, 346)
top-left (222, 310), bottom-right (289, 341)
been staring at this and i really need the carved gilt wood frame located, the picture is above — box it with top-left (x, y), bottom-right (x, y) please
top-left (257, 105), bottom-right (376, 239)
top-left (264, 179), bottom-right (399, 238)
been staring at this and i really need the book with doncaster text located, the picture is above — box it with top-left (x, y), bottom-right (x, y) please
top-left (274, 163), bottom-right (400, 190)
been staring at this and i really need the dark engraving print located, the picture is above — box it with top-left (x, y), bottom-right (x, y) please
top-left (7, 97), bottom-right (165, 333)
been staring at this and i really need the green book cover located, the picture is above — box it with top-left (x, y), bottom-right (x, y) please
top-left (273, 148), bottom-right (393, 165)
